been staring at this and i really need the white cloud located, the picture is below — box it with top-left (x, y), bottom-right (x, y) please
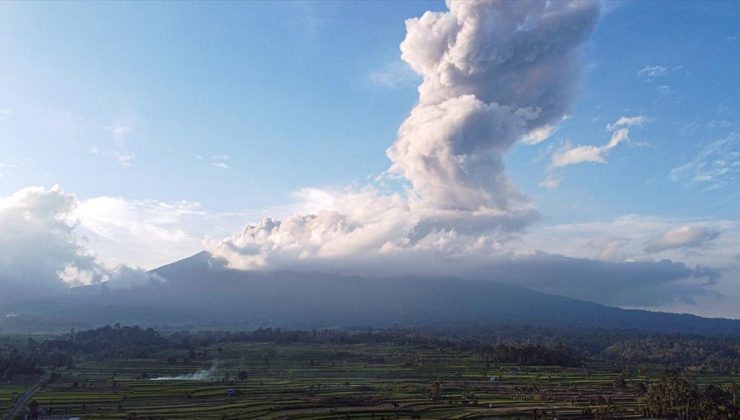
top-left (521, 124), bottom-right (557, 145)
top-left (551, 115), bottom-right (645, 167)
top-left (551, 127), bottom-right (628, 167)
top-left (517, 214), bottom-right (738, 267)
top-left (0, 186), bottom-right (261, 304)
top-left (74, 195), bottom-right (259, 269)
top-left (212, 162), bottom-right (229, 169)
top-left (0, 186), bottom-right (156, 304)
top-left (645, 225), bottom-right (720, 253)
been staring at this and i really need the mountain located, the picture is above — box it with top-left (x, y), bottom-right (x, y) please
top-left (1, 251), bottom-right (739, 336)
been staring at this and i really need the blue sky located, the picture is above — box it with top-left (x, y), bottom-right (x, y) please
top-left (2, 1), bottom-right (738, 218)
top-left (1, 1), bottom-right (739, 317)
top-left (0, 1), bottom-right (429, 209)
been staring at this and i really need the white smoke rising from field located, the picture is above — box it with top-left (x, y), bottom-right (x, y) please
top-left (208, 0), bottom-right (600, 271)
top-left (151, 363), bottom-right (218, 381)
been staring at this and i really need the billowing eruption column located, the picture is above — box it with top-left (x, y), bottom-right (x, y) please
top-left (388, 0), bottom-right (599, 211)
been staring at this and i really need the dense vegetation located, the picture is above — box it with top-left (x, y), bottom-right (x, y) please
top-left (643, 369), bottom-right (739, 418)
top-left (8, 324), bottom-right (740, 373)
top-left (40, 324), bottom-right (169, 359)
top-left (605, 335), bottom-right (740, 372)
top-left (0, 346), bottom-right (41, 379)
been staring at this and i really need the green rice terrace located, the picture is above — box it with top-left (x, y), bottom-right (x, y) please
top-left (1, 326), bottom-right (739, 419)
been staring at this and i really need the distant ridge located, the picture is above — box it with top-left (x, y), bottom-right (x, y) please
top-left (151, 252), bottom-right (740, 336)
top-left (1, 251), bottom-right (739, 336)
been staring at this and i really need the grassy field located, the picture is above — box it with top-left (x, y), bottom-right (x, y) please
top-left (7, 341), bottom-right (736, 419)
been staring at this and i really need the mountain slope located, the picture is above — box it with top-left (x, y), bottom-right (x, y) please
top-left (151, 252), bottom-right (740, 335)
top-left (2, 251), bottom-right (738, 336)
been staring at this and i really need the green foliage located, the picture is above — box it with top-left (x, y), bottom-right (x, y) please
top-left (42, 324), bottom-right (169, 359)
top-left (643, 369), bottom-right (739, 419)
top-left (0, 346), bottom-right (41, 379)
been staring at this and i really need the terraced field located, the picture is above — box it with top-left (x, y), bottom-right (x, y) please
top-left (0, 385), bottom-right (24, 414)
top-left (13, 342), bottom-right (738, 419)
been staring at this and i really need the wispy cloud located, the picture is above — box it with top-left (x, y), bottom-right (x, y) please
top-left (368, 60), bottom-right (419, 88)
top-left (669, 132), bottom-right (740, 190)
top-left (95, 122), bottom-right (136, 165)
top-left (104, 123), bottom-right (132, 139)
top-left (637, 65), bottom-right (668, 79)
top-left (210, 154), bottom-right (230, 169)
top-left (73, 193), bottom-right (260, 269)
top-left (538, 177), bottom-right (561, 190)
top-left (606, 115), bottom-right (648, 130)
top-left (90, 147), bottom-right (136, 167)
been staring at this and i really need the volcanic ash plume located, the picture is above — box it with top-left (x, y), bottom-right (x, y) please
top-left (208, 0), bottom-right (600, 272)
top-left (388, 0), bottom-right (599, 211)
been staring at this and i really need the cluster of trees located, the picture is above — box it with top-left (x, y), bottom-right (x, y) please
top-left (605, 336), bottom-right (740, 373)
top-left (1, 325), bottom-right (167, 378)
top-left (641, 370), bottom-right (738, 419)
top-left (416, 323), bottom-right (740, 372)
top-left (41, 324), bottom-right (170, 358)
top-left (0, 345), bottom-right (41, 378)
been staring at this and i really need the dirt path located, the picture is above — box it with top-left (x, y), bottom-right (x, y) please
top-left (3, 373), bottom-right (49, 420)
